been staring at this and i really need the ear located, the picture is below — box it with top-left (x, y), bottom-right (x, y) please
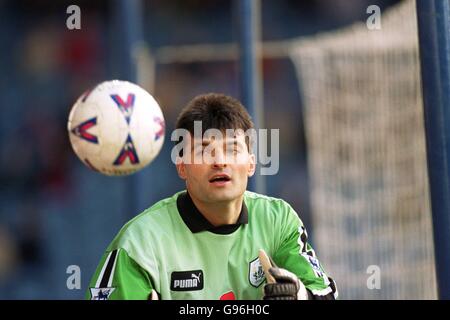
top-left (176, 157), bottom-right (187, 180)
top-left (247, 153), bottom-right (256, 177)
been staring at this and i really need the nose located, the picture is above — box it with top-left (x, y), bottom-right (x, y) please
top-left (211, 148), bottom-right (227, 168)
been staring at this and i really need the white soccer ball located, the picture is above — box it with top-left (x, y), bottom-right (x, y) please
top-left (67, 80), bottom-right (165, 176)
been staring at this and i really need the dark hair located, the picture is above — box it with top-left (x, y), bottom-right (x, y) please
top-left (176, 93), bottom-right (254, 133)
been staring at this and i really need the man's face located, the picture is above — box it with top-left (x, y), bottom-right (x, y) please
top-left (176, 131), bottom-right (256, 204)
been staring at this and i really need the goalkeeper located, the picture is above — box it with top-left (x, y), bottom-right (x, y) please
top-left (86, 93), bottom-right (338, 300)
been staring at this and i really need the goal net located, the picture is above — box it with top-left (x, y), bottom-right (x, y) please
top-left (289, 0), bottom-right (437, 299)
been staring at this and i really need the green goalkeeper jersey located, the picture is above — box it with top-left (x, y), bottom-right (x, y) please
top-left (86, 190), bottom-right (337, 300)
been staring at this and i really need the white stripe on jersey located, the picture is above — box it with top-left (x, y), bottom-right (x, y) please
top-left (311, 286), bottom-right (333, 297)
top-left (95, 251), bottom-right (113, 288)
top-left (296, 225), bottom-right (336, 298)
top-left (297, 226), bottom-right (306, 253)
top-left (108, 249), bottom-right (120, 287)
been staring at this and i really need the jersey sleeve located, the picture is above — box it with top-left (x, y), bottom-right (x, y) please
top-left (272, 203), bottom-right (338, 300)
top-left (86, 248), bottom-right (155, 300)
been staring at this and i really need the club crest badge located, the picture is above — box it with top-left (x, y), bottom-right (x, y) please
top-left (248, 257), bottom-right (265, 287)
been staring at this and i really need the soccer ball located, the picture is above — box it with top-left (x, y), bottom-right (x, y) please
top-left (67, 80), bottom-right (165, 176)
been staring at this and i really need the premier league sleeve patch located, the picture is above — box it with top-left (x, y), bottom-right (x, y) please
top-left (302, 253), bottom-right (324, 278)
top-left (90, 287), bottom-right (115, 300)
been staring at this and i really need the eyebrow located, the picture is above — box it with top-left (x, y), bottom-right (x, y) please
top-left (189, 140), bottom-right (210, 150)
top-left (192, 139), bottom-right (243, 147)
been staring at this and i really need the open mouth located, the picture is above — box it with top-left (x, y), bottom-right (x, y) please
top-left (209, 175), bottom-right (231, 183)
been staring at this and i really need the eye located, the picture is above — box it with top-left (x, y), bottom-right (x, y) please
top-left (226, 147), bottom-right (239, 155)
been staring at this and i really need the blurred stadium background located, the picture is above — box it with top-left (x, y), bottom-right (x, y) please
top-left (0, 0), bottom-right (440, 299)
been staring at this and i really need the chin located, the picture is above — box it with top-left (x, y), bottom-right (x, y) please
top-left (208, 190), bottom-right (242, 202)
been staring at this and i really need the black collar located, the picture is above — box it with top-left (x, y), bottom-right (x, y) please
top-left (176, 191), bottom-right (248, 235)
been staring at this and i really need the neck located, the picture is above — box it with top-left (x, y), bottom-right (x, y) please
top-left (189, 192), bottom-right (244, 227)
